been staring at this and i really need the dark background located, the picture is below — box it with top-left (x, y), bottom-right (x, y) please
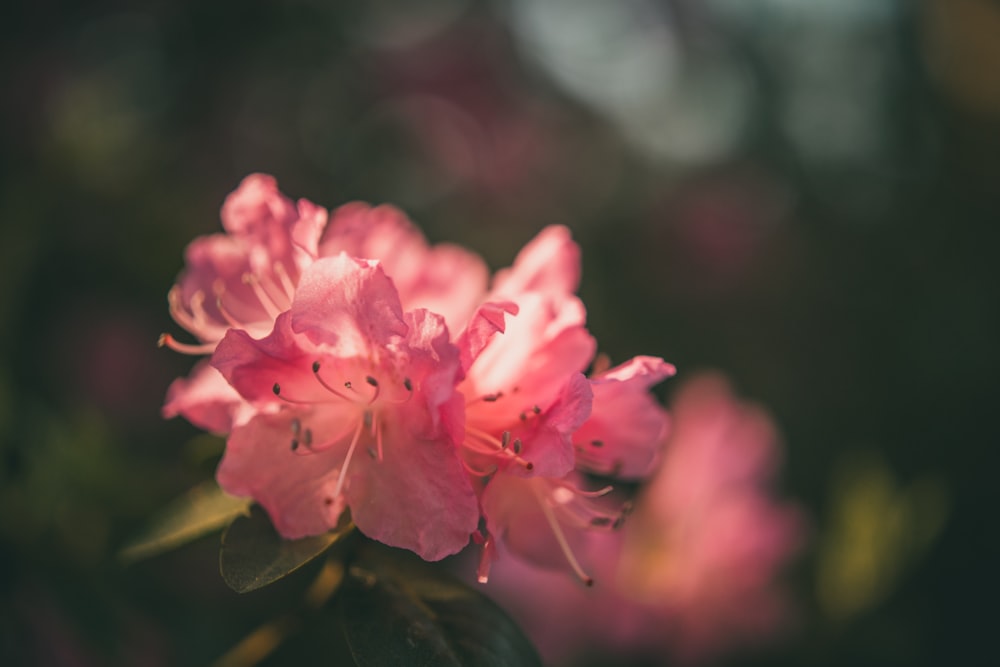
top-left (1, 1), bottom-right (997, 665)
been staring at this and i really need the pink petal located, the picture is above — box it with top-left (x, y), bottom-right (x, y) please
top-left (465, 292), bottom-right (595, 411)
top-left (211, 312), bottom-right (321, 406)
top-left (503, 372), bottom-right (592, 478)
top-left (162, 360), bottom-right (248, 433)
top-left (344, 393), bottom-right (478, 561)
top-left (574, 356), bottom-right (676, 479)
top-left (319, 202), bottom-right (489, 333)
top-left (216, 411), bottom-right (348, 538)
top-left (456, 301), bottom-right (519, 373)
top-left (291, 254), bottom-right (408, 355)
top-left (492, 225), bottom-right (581, 298)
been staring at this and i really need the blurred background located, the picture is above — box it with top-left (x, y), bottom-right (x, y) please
top-left (1, 0), bottom-right (997, 665)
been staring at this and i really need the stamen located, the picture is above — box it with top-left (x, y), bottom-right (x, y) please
top-left (157, 333), bottom-right (215, 355)
top-left (333, 419), bottom-right (365, 499)
top-left (365, 376), bottom-right (381, 404)
top-left (476, 534), bottom-right (496, 584)
top-left (290, 438), bottom-right (299, 451)
top-left (312, 361), bottom-right (354, 401)
top-left (303, 428), bottom-right (313, 446)
top-left (242, 272), bottom-right (283, 319)
top-left (461, 459), bottom-right (499, 477)
top-left (212, 280), bottom-right (245, 329)
top-left (501, 431), bottom-right (511, 449)
top-left (591, 440), bottom-right (604, 448)
top-left (374, 419), bottom-right (384, 462)
top-left (519, 412), bottom-right (527, 421)
top-left (482, 392), bottom-right (503, 402)
top-left (532, 405), bottom-right (541, 415)
top-left (272, 261), bottom-right (297, 301)
top-left (512, 438), bottom-right (522, 455)
top-left (403, 378), bottom-right (413, 392)
top-left (534, 484), bottom-right (594, 587)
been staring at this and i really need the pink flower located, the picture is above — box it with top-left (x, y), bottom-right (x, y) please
top-left (161, 174), bottom-right (328, 432)
top-left (211, 254), bottom-right (478, 560)
top-left (483, 372), bottom-right (804, 666)
top-left (458, 226), bottom-right (672, 584)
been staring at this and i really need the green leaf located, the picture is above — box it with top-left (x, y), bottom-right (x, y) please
top-left (339, 546), bottom-right (543, 667)
top-left (119, 480), bottom-right (252, 563)
top-left (219, 505), bottom-right (353, 593)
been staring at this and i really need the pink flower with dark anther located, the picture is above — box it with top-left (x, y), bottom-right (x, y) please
top-left (318, 202), bottom-right (489, 334)
top-left (161, 174), bottom-right (328, 432)
top-left (211, 254), bottom-right (478, 560)
top-left (481, 372), bottom-right (804, 666)
top-left (457, 225), bottom-right (672, 586)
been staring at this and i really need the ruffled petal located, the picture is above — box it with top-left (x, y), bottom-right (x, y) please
top-left (162, 360), bottom-right (249, 433)
top-left (319, 202), bottom-right (489, 333)
top-left (492, 225), bottom-right (581, 299)
top-left (291, 254), bottom-right (408, 355)
top-left (456, 301), bottom-right (519, 373)
top-left (216, 411), bottom-right (348, 539)
top-left (344, 392), bottom-right (478, 561)
top-left (212, 312), bottom-right (320, 406)
top-left (574, 356), bottom-right (676, 479)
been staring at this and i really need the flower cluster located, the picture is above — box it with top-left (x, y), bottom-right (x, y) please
top-left (162, 174), bottom-right (673, 578)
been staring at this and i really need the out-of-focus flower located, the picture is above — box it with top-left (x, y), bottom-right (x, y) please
top-left (211, 254), bottom-right (478, 561)
top-left (485, 372), bottom-right (804, 666)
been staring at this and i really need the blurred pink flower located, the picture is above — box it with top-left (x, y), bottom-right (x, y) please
top-left (211, 254), bottom-right (478, 560)
top-left (484, 372), bottom-right (804, 666)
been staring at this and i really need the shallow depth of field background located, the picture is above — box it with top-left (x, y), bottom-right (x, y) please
top-left (1, 1), bottom-right (997, 665)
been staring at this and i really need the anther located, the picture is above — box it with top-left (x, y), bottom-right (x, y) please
top-left (532, 405), bottom-right (541, 415)
top-left (344, 381), bottom-right (353, 389)
top-left (501, 431), bottom-right (511, 449)
top-left (483, 392), bottom-right (503, 402)
top-left (291, 419), bottom-right (301, 435)
top-left (367, 446), bottom-right (378, 460)
top-left (512, 438), bottom-right (523, 455)
top-left (365, 376), bottom-right (378, 387)
top-left (591, 440), bottom-right (604, 448)
top-left (312, 361), bottom-right (321, 373)
top-left (590, 516), bottom-right (613, 527)
top-left (363, 411), bottom-right (373, 429)
top-left (519, 412), bottom-right (527, 421)
top-left (291, 438), bottom-right (299, 451)
top-left (273, 383), bottom-right (281, 395)
top-left (403, 378), bottom-right (413, 392)
top-left (303, 429), bottom-right (313, 446)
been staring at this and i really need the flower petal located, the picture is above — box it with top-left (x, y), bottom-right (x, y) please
top-left (162, 360), bottom-right (249, 433)
top-left (216, 411), bottom-right (348, 539)
top-left (320, 202), bottom-right (489, 333)
top-left (456, 301), bottom-right (519, 373)
top-left (291, 254), bottom-right (408, 355)
top-left (492, 225), bottom-right (581, 299)
top-left (344, 393), bottom-right (478, 561)
top-left (574, 356), bottom-right (676, 479)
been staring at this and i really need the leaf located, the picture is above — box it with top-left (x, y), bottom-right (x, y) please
top-left (220, 505), bottom-right (353, 593)
top-left (119, 480), bottom-right (252, 563)
top-left (339, 546), bottom-right (543, 667)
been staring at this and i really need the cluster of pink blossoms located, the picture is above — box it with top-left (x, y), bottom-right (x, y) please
top-left (162, 174), bottom-right (674, 580)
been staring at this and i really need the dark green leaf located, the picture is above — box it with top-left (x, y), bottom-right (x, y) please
top-left (220, 505), bottom-right (353, 593)
top-left (119, 480), bottom-right (252, 563)
top-left (339, 546), bottom-right (543, 667)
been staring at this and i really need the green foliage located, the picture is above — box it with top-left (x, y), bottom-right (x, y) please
top-left (119, 479), bottom-right (252, 563)
top-left (339, 546), bottom-right (543, 667)
top-left (219, 505), bottom-right (353, 593)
